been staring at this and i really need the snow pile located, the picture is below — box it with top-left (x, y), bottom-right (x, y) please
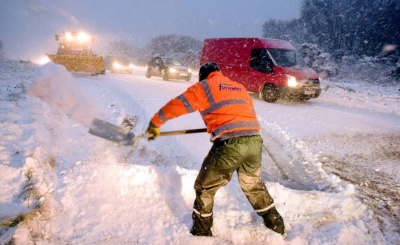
top-left (0, 60), bottom-right (57, 242)
top-left (27, 63), bottom-right (98, 126)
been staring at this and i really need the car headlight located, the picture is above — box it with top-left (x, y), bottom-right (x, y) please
top-left (129, 64), bottom-right (134, 68)
top-left (113, 62), bottom-right (121, 68)
top-left (37, 55), bottom-right (50, 65)
top-left (188, 68), bottom-right (192, 73)
top-left (286, 74), bottom-right (298, 87)
top-left (169, 68), bottom-right (177, 73)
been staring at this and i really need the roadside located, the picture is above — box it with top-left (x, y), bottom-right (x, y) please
top-left (305, 133), bottom-right (400, 239)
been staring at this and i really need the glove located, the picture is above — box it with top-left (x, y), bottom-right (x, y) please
top-left (146, 125), bottom-right (160, 141)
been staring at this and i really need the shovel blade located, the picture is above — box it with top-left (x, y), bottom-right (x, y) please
top-left (88, 118), bottom-right (135, 145)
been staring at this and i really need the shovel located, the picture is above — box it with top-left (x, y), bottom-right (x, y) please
top-left (88, 118), bottom-right (207, 146)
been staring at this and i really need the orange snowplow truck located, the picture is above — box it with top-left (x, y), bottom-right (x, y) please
top-left (200, 38), bottom-right (321, 102)
top-left (47, 31), bottom-right (105, 75)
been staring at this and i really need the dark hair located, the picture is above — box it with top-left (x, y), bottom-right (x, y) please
top-left (199, 62), bottom-right (220, 81)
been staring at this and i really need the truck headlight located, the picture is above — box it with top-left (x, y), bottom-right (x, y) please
top-left (65, 32), bottom-right (73, 41)
top-left (77, 32), bottom-right (90, 43)
top-left (286, 74), bottom-right (298, 87)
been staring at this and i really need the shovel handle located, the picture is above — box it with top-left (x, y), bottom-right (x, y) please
top-left (159, 128), bottom-right (207, 136)
top-left (142, 128), bottom-right (207, 139)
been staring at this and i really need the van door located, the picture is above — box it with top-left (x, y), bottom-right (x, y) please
top-left (244, 48), bottom-right (275, 92)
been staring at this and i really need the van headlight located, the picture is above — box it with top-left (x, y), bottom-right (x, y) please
top-left (286, 74), bottom-right (298, 87)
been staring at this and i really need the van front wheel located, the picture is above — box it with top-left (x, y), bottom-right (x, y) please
top-left (262, 84), bottom-right (280, 103)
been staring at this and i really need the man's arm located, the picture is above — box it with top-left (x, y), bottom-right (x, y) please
top-left (150, 82), bottom-right (206, 127)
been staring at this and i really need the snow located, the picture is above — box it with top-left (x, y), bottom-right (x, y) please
top-left (28, 63), bottom-right (98, 127)
top-left (1, 60), bottom-right (399, 244)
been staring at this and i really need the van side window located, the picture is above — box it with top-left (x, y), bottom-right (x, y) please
top-left (250, 49), bottom-right (274, 74)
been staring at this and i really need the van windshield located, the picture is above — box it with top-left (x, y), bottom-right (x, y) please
top-left (267, 49), bottom-right (305, 67)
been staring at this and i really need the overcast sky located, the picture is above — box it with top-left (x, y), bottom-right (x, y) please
top-left (0, 0), bottom-right (302, 61)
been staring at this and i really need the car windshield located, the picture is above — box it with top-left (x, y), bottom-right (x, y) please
top-left (267, 49), bottom-right (305, 67)
top-left (164, 58), bottom-right (182, 66)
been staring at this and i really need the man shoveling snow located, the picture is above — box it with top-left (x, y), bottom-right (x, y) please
top-left (146, 62), bottom-right (287, 238)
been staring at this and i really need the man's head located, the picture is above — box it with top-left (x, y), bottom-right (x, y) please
top-left (199, 62), bottom-right (220, 81)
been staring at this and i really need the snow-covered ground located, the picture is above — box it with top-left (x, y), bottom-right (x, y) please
top-left (1, 60), bottom-right (399, 244)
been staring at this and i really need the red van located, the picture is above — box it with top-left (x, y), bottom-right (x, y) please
top-left (200, 38), bottom-right (321, 102)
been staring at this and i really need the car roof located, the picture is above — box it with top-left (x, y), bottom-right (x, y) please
top-left (151, 56), bottom-right (184, 64)
top-left (152, 56), bottom-right (180, 60)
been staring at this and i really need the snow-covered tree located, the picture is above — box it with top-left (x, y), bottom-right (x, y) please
top-left (262, 19), bottom-right (306, 45)
top-left (105, 40), bottom-right (136, 60)
top-left (300, 0), bottom-right (400, 55)
top-left (263, 0), bottom-right (400, 57)
top-left (144, 34), bottom-right (202, 68)
top-left (298, 43), bottom-right (338, 78)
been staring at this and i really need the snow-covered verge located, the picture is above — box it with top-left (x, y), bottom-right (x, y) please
top-left (1, 60), bottom-right (399, 244)
top-left (0, 61), bottom-right (68, 242)
top-left (299, 43), bottom-right (400, 85)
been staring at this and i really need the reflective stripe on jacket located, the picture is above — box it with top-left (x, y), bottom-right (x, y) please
top-left (150, 71), bottom-right (261, 140)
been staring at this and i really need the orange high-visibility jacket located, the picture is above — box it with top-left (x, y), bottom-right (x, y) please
top-left (150, 71), bottom-right (261, 140)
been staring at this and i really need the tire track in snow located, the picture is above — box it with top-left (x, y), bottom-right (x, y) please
top-left (260, 134), bottom-right (321, 191)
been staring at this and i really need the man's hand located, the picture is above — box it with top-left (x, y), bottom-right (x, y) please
top-left (146, 126), bottom-right (160, 140)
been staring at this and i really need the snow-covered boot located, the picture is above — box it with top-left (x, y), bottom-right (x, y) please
top-left (262, 207), bottom-right (285, 236)
top-left (190, 211), bottom-right (213, 236)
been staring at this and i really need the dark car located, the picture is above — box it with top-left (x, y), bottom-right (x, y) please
top-left (145, 56), bottom-right (192, 81)
top-left (106, 56), bottom-right (134, 74)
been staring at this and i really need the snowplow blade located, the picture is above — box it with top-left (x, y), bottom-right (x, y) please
top-left (47, 54), bottom-right (105, 75)
top-left (88, 118), bottom-right (207, 146)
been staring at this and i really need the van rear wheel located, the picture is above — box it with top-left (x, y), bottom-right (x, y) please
top-left (262, 84), bottom-right (280, 103)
